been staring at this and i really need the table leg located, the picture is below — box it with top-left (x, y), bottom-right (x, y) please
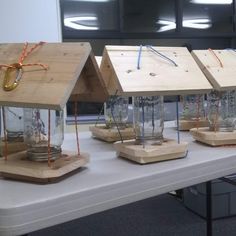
top-left (206, 181), bottom-right (212, 236)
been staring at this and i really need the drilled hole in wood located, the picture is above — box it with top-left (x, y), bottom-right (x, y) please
top-left (127, 70), bottom-right (132, 73)
top-left (149, 72), bottom-right (156, 77)
top-left (121, 53), bottom-right (124, 56)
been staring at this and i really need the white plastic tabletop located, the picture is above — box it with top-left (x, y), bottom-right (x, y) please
top-left (1, 123), bottom-right (236, 236)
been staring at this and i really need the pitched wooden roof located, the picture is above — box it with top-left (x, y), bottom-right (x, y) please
top-left (192, 49), bottom-right (236, 91)
top-left (0, 42), bottom-right (108, 110)
top-left (100, 45), bottom-right (213, 96)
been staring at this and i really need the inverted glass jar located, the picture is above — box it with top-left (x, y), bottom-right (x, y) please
top-left (207, 90), bottom-right (236, 132)
top-left (23, 108), bottom-right (64, 161)
top-left (181, 94), bottom-right (206, 120)
top-left (104, 96), bottom-right (129, 129)
top-left (4, 107), bottom-right (24, 142)
top-left (133, 96), bottom-right (164, 145)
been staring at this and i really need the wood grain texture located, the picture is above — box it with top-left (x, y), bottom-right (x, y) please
top-left (0, 43), bottom-right (108, 109)
top-left (100, 49), bottom-right (122, 96)
top-left (100, 46), bottom-right (213, 96)
top-left (70, 52), bottom-right (108, 103)
top-left (114, 139), bottom-right (188, 164)
top-left (192, 49), bottom-right (236, 91)
top-left (0, 151), bottom-right (89, 183)
top-left (89, 125), bottom-right (135, 142)
top-left (190, 127), bottom-right (236, 146)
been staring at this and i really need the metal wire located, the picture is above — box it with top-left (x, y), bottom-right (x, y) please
top-left (95, 104), bottom-right (104, 127)
top-left (176, 96), bottom-right (180, 144)
top-left (110, 90), bottom-right (124, 143)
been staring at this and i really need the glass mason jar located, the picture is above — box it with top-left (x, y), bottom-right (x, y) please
top-left (133, 96), bottom-right (164, 145)
top-left (181, 94), bottom-right (206, 120)
top-left (207, 90), bottom-right (236, 132)
top-left (104, 96), bottom-right (129, 130)
top-left (3, 107), bottom-right (24, 142)
top-left (23, 108), bottom-right (64, 161)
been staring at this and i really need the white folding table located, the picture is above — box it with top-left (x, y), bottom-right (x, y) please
top-left (0, 123), bottom-right (236, 236)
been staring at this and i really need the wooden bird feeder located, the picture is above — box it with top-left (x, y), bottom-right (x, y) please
top-left (0, 42), bottom-right (108, 183)
top-left (190, 49), bottom-right (236, 146)
top-left (100, 45), bottom-right (212, 164)
top-left (178, 94), bottom-right (209, 131)
top-left (89, 56), bottom-right (135, 142)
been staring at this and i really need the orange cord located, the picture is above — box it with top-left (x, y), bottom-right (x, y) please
top-left (74, 101), bottom-right (80, 157)
top-left (195, 95), bottom-right (201, 130)
top-left (208, 48), bottom-right (223, 68)
top-left (2, 107), bottom-right (8, 161)
top-left (0, 42), bottom-right (48, 91)
top-left (0, 42), bottom-right (48, 70)
top-left (47, 109), bottom-right (52, 167)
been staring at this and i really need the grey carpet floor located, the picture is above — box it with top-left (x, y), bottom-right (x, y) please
top-left (30, 194), bottom-right (236, 236)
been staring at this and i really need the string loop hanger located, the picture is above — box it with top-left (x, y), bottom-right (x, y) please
top-left (137, 45), bottom-right (178, 72)
top-left (208, 48), bottom-right (223, 68)
top-left (0, 41), bottom-right (49, 91)
top-left (146, 45), bottom-right (178, 67)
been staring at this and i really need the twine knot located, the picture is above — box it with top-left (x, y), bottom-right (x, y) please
top-left (0, 41), bottom-right (48, 91)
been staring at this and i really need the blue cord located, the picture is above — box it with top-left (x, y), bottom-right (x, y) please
top-left (141, 97), bottom-right (145, 148)
top-left (137, 44), bottom-right (178, 69)
top-left (137, 45), bottom-right (142, 70)
top-left (137, 46), bottom-right (145, 147)
top-left (146, 45), bottom-right (178, 67)
top-left (176, 96), bottom-right (180, 144)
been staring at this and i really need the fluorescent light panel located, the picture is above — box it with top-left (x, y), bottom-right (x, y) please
top-left (64, 16), bottom-right (99, 30)
top-left (183, 19), bottom-right (211, 29)
top-left (190, 0), bottom-right (232, 4)
top-left (69, 0), bottom-right (113, 2)
top-left (156, 18), bottom-right (211, 32)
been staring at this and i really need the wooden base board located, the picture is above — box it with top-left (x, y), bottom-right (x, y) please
top-left (0, 151), bottom-right (89, 183)
top-left (0, 140), bottom-right (27, 156)
top-left (190, 128), bottom-right (236, 146)
top-left (114, 139), bottom-right (188, 164)
top-left (89, 125), bottom-right (135, 142)
top-left (179, 119), bottom-right (209, 131)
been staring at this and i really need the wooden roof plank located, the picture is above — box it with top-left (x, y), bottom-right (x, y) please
top-left (192, 49), bottom-right (236, 91)
top-left (0, 43), bottom-right (108, 110)
top-left (100, 46), bottom-right (213, 96)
